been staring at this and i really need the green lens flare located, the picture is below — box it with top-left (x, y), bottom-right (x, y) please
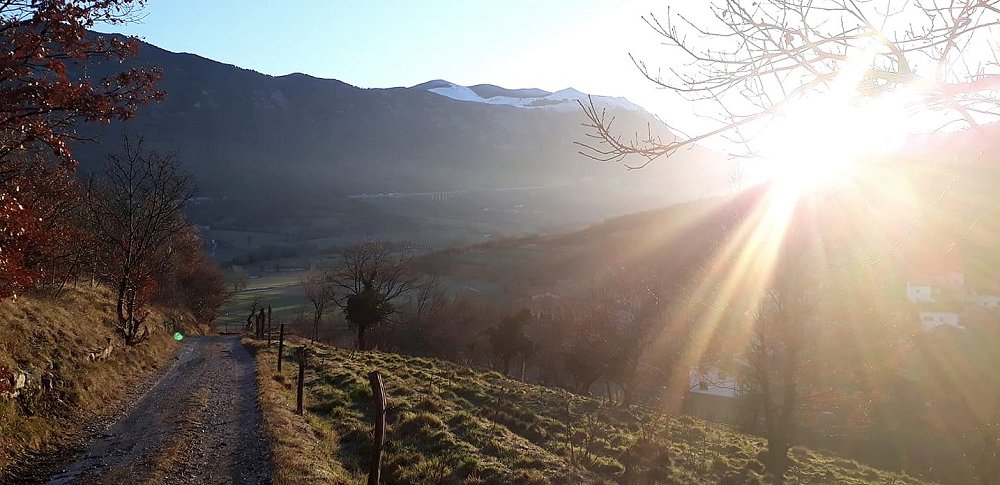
top-left (173, 332), bottom-right (184, 341)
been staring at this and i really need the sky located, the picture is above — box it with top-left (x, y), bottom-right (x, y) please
top-left (100, 0), bottom-right (689, 119)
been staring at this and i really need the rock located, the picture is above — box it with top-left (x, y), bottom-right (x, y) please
top-left (0, 366), bottom-right (27, 399)
top-left (88, 337), bottom-right (116, 362)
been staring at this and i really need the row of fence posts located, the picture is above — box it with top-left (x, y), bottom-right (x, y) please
top-left (249, 304), bottom-right (273, 339)
top-left (264, 312), bottom-right (387, 484)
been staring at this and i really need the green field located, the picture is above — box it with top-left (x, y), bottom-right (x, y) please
top-left (217, 270), bottom-right (311, 332)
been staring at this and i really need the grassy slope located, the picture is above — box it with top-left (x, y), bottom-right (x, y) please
top-left (246, 338), bottom-right (357, 484)
top-left (250, 338), bottom-right (931, 485)
top-left (0, 285), bottom-right (205, 475)
top-left (417, 187), bottom-right (788, 305)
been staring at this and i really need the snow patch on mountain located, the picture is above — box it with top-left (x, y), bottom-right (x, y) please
top-left (428, 83), bottom-right (483, 103)
top-left (420, 81), bottom-right (643, 112)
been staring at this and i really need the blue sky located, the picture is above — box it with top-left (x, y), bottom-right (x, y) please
top-left (101, 0), bottom-right (686, 115)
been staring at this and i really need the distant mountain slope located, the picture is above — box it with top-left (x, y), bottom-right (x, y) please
top-left (73, 34), bottom-right (736, 249)
top-left (418, 188), bottom-right (761, 298)
top-left (421, 151), bottom-right (1000, 299)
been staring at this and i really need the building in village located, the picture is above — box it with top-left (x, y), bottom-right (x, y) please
top-left (684, 360), bottom-right (750, 424)
top-left (906, 268), bottom-right (998, 331)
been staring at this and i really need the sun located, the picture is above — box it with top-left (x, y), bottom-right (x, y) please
top-left (751, 38), bottom-right (921, 197)
top-left (757, 89), bottom-right (915, 196)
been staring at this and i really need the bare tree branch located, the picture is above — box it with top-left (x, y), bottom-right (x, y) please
top-left (580, 0), bottom-right (1000, 165)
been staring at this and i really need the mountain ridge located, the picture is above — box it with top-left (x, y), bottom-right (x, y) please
top-left (73, 32), bottom-right (737, 257)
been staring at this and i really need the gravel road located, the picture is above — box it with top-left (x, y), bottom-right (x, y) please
top-left (34, 335), bottom-right (272, 484)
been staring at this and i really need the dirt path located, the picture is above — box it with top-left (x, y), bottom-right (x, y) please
top-left (36, 335), bottom-right (272, 484)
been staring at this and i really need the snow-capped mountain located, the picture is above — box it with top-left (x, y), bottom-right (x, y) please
top-left (413, 80), bottom-right (644, 112)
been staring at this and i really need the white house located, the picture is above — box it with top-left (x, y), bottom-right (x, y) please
top-left (918, 311), bottom-right (963, 331)
top-left (689, 365), bottom-right (744, 399)
top-left (906, 283), bottom-right (935, 303)
top-left (906, 271), bottom-right (966, 303)
top-left (685, 364), bottom-right (751, 424)
top-left (965, 292), bottom-right (1000, 309)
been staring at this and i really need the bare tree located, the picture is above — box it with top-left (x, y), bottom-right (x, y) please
top-left (484, 309), bottom-right (534, 377)
top-left (386, 276), bottom-right (446, 352)
top-left (228, 265), bottom-right (248, 292)
top-left (580, 1), bottom-right (1000, 166)
top-left (741, 247), bottom-right (819, 485)
top-left (303, 270), bottom-right (335, 343)
top-left (382, 278), bottom-right (487, 360)
top-left (607, 284), bottom-right (662, 406)
top-left (87, 137), bottom-right (193, 345)
top-left (745, 290), bottom-right (802, 484)
top-left (330, 241), bottom-right (420, 350)
top-left (563, 293), bottom-right (616, 395)
top-left (245, 299), bottom-right (259, 334)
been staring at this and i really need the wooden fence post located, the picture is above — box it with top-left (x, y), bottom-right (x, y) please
top-left (267, 305), bottom-right (272, 345)
top-left (277, 323), bottom-right (285, 372)
top-left (368, 371), bottom-right (386, 485)
top-left (296, 347), bottom-right (306, 415)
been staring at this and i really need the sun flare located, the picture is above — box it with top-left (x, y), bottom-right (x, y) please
top-left (754, 41), bottom-right (919, 197)
top-left (758, 90), bottom-right (916, 196)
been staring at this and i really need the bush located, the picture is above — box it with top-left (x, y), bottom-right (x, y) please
top-left (154, 227), bottom-right (228, 324)
top-left (512, 469), bottom-right (551, 485)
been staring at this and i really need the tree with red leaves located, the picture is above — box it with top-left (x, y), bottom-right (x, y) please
top-left (6, 150), bottom-right (91, 291)
top-left (1, 0), bottom-right (163, 298)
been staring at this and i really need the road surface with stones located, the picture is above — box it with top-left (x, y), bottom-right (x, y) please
top-left (30, 335), bottom-right (272, 484)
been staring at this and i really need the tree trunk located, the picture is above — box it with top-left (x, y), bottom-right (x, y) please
top-left (766, 433), bottom-right (790, 485)
top-left (121, 285), bottom-right (142, 346)
top-left (622, 381), bottom-right (636, 406)
top-left (357, 324), bottom-right (367, 351)
top-left (758, 368), bottom-right (783, 483)
top-left (312, 311), bottom-right (322, 343)
top-left (115, 278), bottom-right (128, 338)
top-left (768, 354), bottom-right (798, 484)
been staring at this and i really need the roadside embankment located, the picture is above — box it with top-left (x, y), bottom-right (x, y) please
top-left (0, 285), bottom-right (207, 477)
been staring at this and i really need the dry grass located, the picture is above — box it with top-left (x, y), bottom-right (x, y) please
top-left (245, 338), bottom-right (360, 485)
top-left (0, 285), bottom-right (205, 475)
top-left (247, 337), bottom-right (933, 485)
